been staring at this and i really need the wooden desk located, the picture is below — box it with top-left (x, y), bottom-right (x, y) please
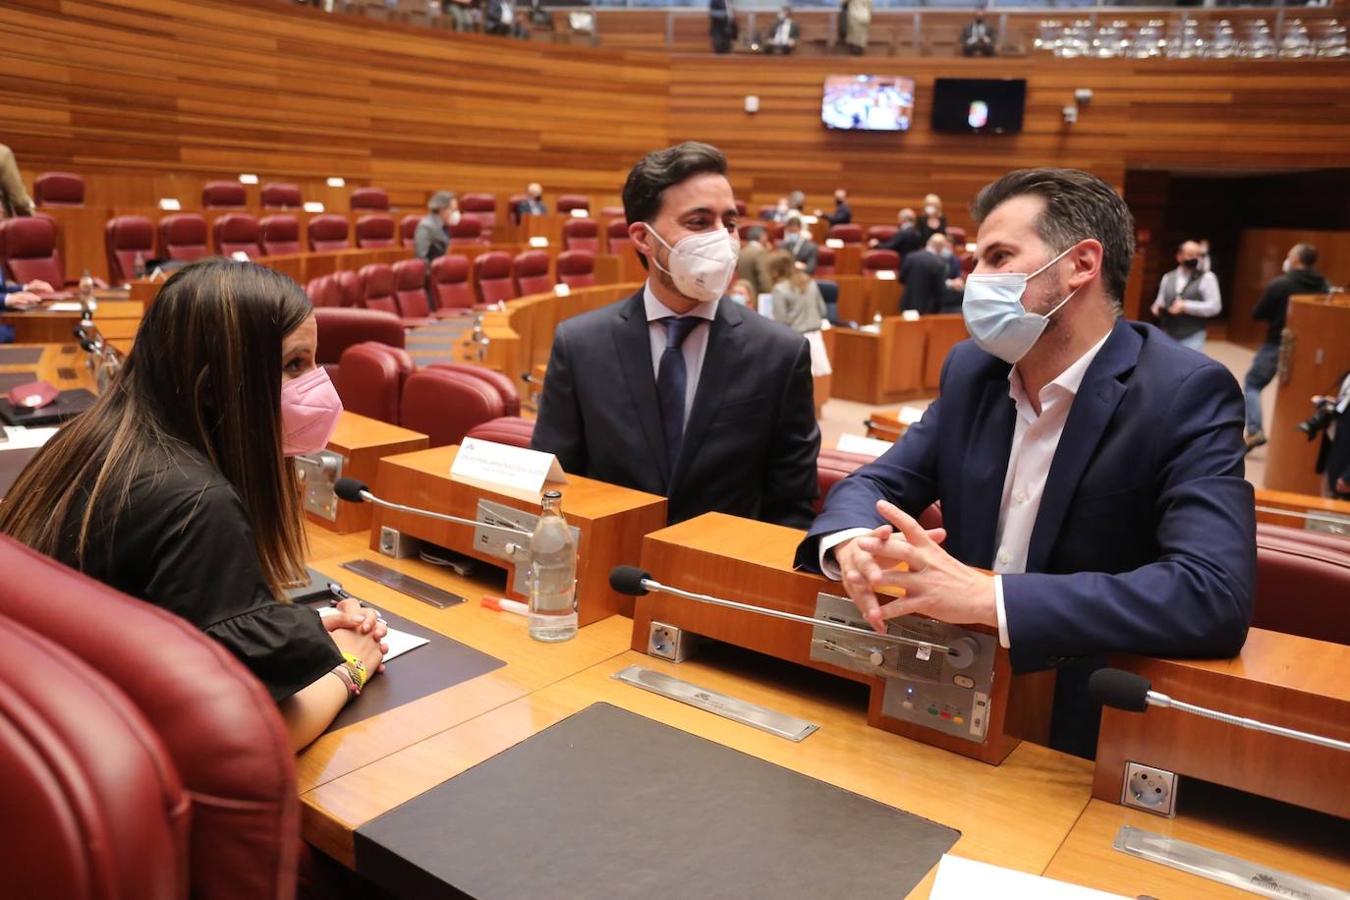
top-left (305, 412), bottom-right (428, 534)
top-left (0, 343), bottom-right (95, 390)
top-left (0, 299), bottom-right (143, 355)
top-left (1254, 487), bottom-right (1350, 534)
top-left (830, 314), bottom-right (966, 405)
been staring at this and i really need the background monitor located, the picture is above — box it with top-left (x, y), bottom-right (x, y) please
top-left (822, 75), bottom-right (916, 132)
top-left (930, 78), bottom-right (1027, 134)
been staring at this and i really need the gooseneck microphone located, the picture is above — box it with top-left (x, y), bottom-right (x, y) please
top-left (334, 478), bottom-right (532, 543)
top-left (1089, 667), bottom-right (1350, 753)
top-left (609, 565), bottom-right (954, 655)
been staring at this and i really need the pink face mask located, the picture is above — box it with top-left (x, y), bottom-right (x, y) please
top-left (280, 366), bottom-right (343, 457)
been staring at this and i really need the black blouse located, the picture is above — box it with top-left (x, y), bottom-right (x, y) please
top-left (56, 445), bottom-right (342, 701)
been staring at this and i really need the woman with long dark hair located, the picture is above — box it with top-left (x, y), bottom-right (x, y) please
top-left (0, 259), bottom-right (385, 750)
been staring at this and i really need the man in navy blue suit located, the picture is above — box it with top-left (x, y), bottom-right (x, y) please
top-left (796, 168), bottom-right (1255, 758)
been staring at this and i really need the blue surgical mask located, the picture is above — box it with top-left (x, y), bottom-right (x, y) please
top-left (962, 245), bottom-right (1077, 364)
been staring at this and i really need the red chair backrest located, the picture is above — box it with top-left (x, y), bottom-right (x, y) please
top-left (260, 182), bottom-right (302, 208)
top-left (305, 274), bottom-right (342, 309)
top-left (815, 246), bottom-right (837, 277)
top-left (447, 218), bottom-right (484, 245)
top-left (474, 251), bottom-right (515, 305)
top-left (358, 263), bottom-right (397, 314)
top-left (308, 214), bottom-right (350, 252)
top-left (104, 215), bottom-right (155, 283)
top-left (868, 225), bottom-right (898, 243)
top-left (862, 249), bottom-right (901, 276)
top-left (557, 194), bottom-right (590, 214)
top-left (355, 214), bottom-right (397, 249)
top-left (556, 249), bottom-right (596, 288)
top-left (508, 193), bottom-right (528, 225)
top-left (0, 533), bottom-right (299, 900)
top-left (392, 258), bottom-right (430, 318)
top-left (431, 254), bottom-right (474, 310)
top-left (562, 218), bottom-right (600, 253)
top-left (428, 362), bottom-right (522, 418)
top-left (607, 218), bottom-right (633, 254)
top-left (314, 307), bottom-right (406, 365)
top-left (350, 187), bottom-right (390, 211)
top-left (1253, 524), bottom-right (1350, 645)
top-left (757, 205), bottom-right (777, 220)
top-left (460, 193), bottom-right (496, 237)
top-left (466, 415), bottom-right (536, 448)
top-left (334, 269), bottom-right (361, 307)
top-left (815, 449), bottom-right (877, 513)
top-left (33, 172), bottom-right (85, 207)
top-left (399, 214), bottom-right (422, 247)
top-left (212, 213), bottom-right (261, 259)
top-left (512, 249), bottom-right (552, 296)
top-left (0, 215), bottom-right (64, 285)
top-left (259, 214), bottom-right (302, 256)
top-left (201, 180), bottom-right (246, 209)
top-left (337, 341), bottom-right (415, 424)
top-left (401, 369), bottom-right (505, 448)
top-left (828, 224), bottom-right (865, 246)
top-left (157, 213), bottom-right (209, 262)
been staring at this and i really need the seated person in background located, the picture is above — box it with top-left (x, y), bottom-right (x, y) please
top-left (1315, 369), bottom-right (1350, 499)
top-left (780, 215), bottom-right (819, 274)
top-left (796, 167), bottom-right (1254, 759)
top-left (728, 278), bottom-right (755, 306)
top-left (817, 188), bottom-right (852, 225)
top-left (0, 260), bottom-right (388, 752)
top-left (1, 278), bottom-right (54, 343)
top-left (898, 234), bottom-right (951, 315)
top-left (532, 141), bottom-right (820, 527)
top-left (873, 208), bottom-right (922, 256)
top-left (736, 225), bottom-right (773, 296)
top-left (516, 182), bottom-right (547, 217)
top-left (764, 197), bottom-right (791, 223)
top-left (485, 0), bottom-right (520, 35)
top-left (961, 9), bottom-right (995, 56)
top-left (765, 5), bottom-right (799, 54)
top-left (0, 143), bottom-right (34, 217)
top-left (414, 190), bottom-right (459, 265)
top-left (787, 190), bottom-right (807, 216)
top-left (767, 250), bottom-right (827, 335)
top-left (1150, 239), bottom-right (1221, 352)
top-left (918, 193), bottom-right (948, 241)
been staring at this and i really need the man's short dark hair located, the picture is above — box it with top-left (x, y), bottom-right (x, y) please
top-left (622, 142), bottom-right (728, 226)
top-left (1294, 242), bottom-right (1318, 267)
top-left (428, 190), bottom-right (456, 213)
top-left (972, 168), bottom-right (1135, 309)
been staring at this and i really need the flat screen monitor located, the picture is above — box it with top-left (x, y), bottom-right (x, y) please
top-left (930, 78), bottom-right (1027, 134)
top-left (821, 75), bottom-right (916, 132)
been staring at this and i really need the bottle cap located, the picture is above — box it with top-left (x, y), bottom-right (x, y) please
top-left (542, 489), bottom-right (562, 500)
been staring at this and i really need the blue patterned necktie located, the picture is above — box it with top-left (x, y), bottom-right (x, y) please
top-left (656, 316), bottom-right (701, 471)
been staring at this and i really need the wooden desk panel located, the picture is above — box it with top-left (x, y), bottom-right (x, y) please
top-left (1, 300), bottom-right (142, 354)
top-left (0, 343), bottom-right (95, 391)
top-left (306, 411), bottom-right (429, 534)
top-left (1253, 487), bottom-right (1350, 533)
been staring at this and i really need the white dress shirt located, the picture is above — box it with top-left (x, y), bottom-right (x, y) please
top-left (644, 282), bottom-right (718, 421)
top-left (819, 330), bottom-right (1112, 649)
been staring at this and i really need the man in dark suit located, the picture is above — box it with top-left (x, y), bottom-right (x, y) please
top-left (780, 216), bottom-right (818, 275)
top-left (818, 189), bottom-right (852, 226)
top-left (515, 182), bottom-right (547, 219)
top-left (961, 10), bottom-right (995, 56)
top-left (532, 141), bottom-right (820, 527)
top-left (898, 234), bottom-right (950, 315)
top-left (874, 208), bottom-right (923, 257)
top-left (796, 168), bottom-right (1254, 759)
top-left (765, 5), bottom-right (800, 53)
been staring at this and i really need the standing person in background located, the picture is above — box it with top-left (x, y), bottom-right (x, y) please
top-left (961, 8), bottom-right (995, 56)
top-left (780, 216), bottom-right (819, 275)
top-left (0, 143), bottom-right (33, 218)
top-left (1242, 242), bottom-right (1329, 452)
top-left (414, 191), bottom-right (458, 265)
top-left (873, 208), bottom-right (922, 257)
top-left (737, 226), bottom-right (773, 296)
top-left (918, 193), bottom-right (947, 242)
top-left (899, 234), bottom-right (951, 315)
top-left (765, 5), bottom-right (799, 54)
top-left (817, 189), bottom-right (852, 225)
top-left (845, 0), bottom-right (870, 55)
top-left (1151, 239), bottom-right (1221, 352)
top-left (766, 249), bottom-right (832, 383)
top-left (710, 0), bottom-right (736, 53)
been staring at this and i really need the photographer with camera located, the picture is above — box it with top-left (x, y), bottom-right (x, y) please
top-left (1306, 370), bottom-right (1350, 499)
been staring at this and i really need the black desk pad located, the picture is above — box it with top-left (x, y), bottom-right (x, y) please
top-left (306, 593), bottom-right (504, 733)
top-left (0, 371), bottom-right (39, 393)
top-left (0, 347), bottom-right (43, 365)
top-left (0, 389), bottom-right (96, 427)
top-left (354, 702), bottom-right (961, 899)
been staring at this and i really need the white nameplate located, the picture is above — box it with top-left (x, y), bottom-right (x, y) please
top-left (303, 200), bottom-right (326, 213)
top-left (931, 855), bottom-right (1128, 900)
top-left (824, 238), bottom-right (845, 249)
top-left (528, 236), bottom-right (550, 248)
top-left (901, 308), bottom-right (920, 321)
top-left (898, 405), bottom-right (924, 425)
top-left (230, 251), bottom-right (251, 262)
top-left (568, 207), bottom-right (589, 218)
top-left (837, 433), bottom-right (893, 458)
top-left (874, 269), bottom-right (897, 281)
top-left (157, 197), bottom-right (181, 211)
top-left (451, 437), bottom-right (567, 495)
top-left (553, 282), bottom-right (571, 297)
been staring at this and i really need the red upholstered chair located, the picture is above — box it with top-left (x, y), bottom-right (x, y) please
top-left (430, 254), bottom-right (474, 312)
top-left (474, 251), bottom-right (516, 305)
top-left (757, 205), bottom-right (777, 220)
top-left (460, 193), bottom-right (496, 238)
top-left (512, 249), bottom-right (552, 296)
top-left (734, 200), bottom-right (747, 217)
top-left (104, 215), bottom-right (155, 284)
top-left (260, 214), bottom-right (302, 256)
top-left (0, 215), bottom-right (65, 285)
top-left (466, 415), bottom-right (535, 448)
top-left (556, 250), bottom-right (596, 288)
top-left (337, 341), bottom-right (415, 424)
top-left (600, 205), bottom-right (625, 218)
top-left (315, 307), bottom-right (406, 373)
top-left (392, 258), bottom-right (433, 321)
top-left (350, 187), bottom-right (390, 211)
top-left (1253, 524), bottom-right (1350, 645)
top-left (507, 193), bottom-right (528, 226)
top-left (868, 225), bottom-right (898, 244)
top-left (862, 249), bottom-right (901, 278)
top-left (447, 217), bottom-right (484, 246)
top-left (212, 213), bottom-right (262, 259)
top-left (201, 180), bottom-right (246, 209)
top-left (562, 218), bottom-right (600, 253)
top-left (0, 533), bottom-right (301, 900)
top-left (607, 218), bottom-right (632, 255)
top-left (428, 362), bottom-right (521, 417)
top-left (828, 224), bottom-right (865, 246)
top-left (948, 226), bottom-right (976, 275)
top-left (355, 214), bottom-right (397, 249)
top-left (399, 214), bottom-right (422, 247)
top-left (334, 269), bottom-right (361, 307)
top-left (401, 368), bottom-right (506, 448)
top-left (815, 247), bottom-right (837, 277)
top-left (0, 615), bottom-right (188, 900)
top-left (158, 213), bottom-right (209, 263)
top-left (358, 263), bottom-right (398, 314)
top-left (556, 194), bottom-right (590, 215)
top-left (815, 449), bottom-right (877, 513)
top-left (305, 274), bottom-right (342, 309)
top-left (738, 222), bottom-right (783, 242)
top-left (308, 214), bottom-right (350, 252)
top-left (260, 182), bottom-right (302, 209)
top-left (33, 172), bottom-right (85, 207)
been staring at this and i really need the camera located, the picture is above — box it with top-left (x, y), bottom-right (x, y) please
top-left (1297, 398), bottom-right (1337, 440)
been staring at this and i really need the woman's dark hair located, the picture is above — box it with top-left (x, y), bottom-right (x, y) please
top-left (971, 167), bottom-right (1135, 310)
top-left (0, 259), bottom-right (313, 598)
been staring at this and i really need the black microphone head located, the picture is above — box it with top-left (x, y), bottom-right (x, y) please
top-left (334, 478), bottom-right (371, 503)
top-left (609, 566), bottom-right (651, 596)
top-left (1089, 668), bottom-right (1152, 713)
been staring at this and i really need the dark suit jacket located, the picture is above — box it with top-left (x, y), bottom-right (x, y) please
top-left (532, 290), bottom-right (821, 527)
top-left (783, 237), bottom-right (819, 275)
top-left (795, 320), bottom-right (1255, 757)
top-left (413, 214), bottom-right (448, 265)
top-left (824, 201), bottom-right (852, 226)
top-left (878, 225), bottom-right (923, 258)
top-left (899, 249), bottom-right (948, 315)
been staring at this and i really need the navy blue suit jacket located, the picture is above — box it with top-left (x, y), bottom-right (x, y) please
top-left (796, 319), bottom-right (1255, 756)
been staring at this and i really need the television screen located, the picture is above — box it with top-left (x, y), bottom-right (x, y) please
top-left (821, 75), bottom-right (916, 132)
top-left (930, 78), bottom-right (1027, 134)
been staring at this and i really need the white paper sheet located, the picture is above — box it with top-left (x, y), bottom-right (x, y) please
top-left (931, 855), bottom-right (1130, 900)
top-left (2, 425), bottom-right (60, 449)
top-left (318, 606), bottom-right (429, 662)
